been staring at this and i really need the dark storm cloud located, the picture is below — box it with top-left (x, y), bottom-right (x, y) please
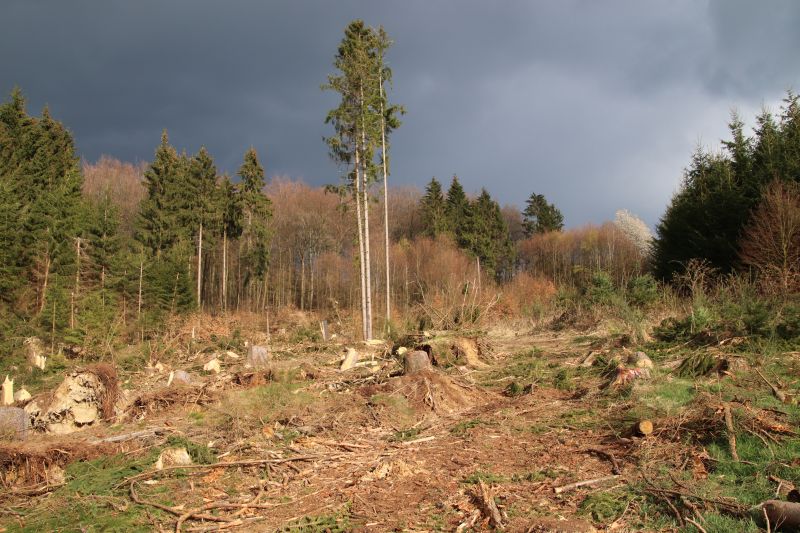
top-left (2, 0), bottom-right (798, 227)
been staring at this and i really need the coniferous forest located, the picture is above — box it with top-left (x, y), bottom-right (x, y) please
top-left (1, 13), bottom-right (800, 533)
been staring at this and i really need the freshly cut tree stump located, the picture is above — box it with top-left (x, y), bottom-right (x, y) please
top-left (404, 350), bottom-right (432, 375)
top-left (634, 419), bottom-right (653, 437)
top-left (246, 344), bottom-right (270, 368)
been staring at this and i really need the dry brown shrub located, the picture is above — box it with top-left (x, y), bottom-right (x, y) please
top-left (82, 156), bottom-right (146, 236)
top-left (518, 222), bottom-right (646, 287)
top-left (496, 272), bottom-right (556, 317)
top-left (739, 179), bottom-right (800, 294)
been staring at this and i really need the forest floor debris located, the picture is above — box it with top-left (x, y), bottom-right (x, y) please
top-left (1, 322), bottom-right (799, 532)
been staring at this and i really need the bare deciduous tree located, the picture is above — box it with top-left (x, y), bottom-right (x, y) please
top-left (739, 180), bottom-right (800, 293)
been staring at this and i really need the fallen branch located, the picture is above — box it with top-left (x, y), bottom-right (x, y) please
top-left (554, 474), bottom-right (620, 494)
top-left (91, 427), bottom-right (171, 444)
top-left (755, 368), bottom-right (787, 404)
top-left (122, 454), bottom-right (324, 485)
top-left (685, 517), bottom-right (707, 533)
top-left (585, 447), bottom-right (622, 475)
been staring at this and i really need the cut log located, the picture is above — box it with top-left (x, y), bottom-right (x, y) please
top-left (404, 350), bottom-right (432, 375)
top-left (634, 419), bottom-right (653, 437)
top-left (755, 500), bottom-right (800, 531)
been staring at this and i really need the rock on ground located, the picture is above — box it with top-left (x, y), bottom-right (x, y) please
top-left (0, 406), bottom-right (28, 440)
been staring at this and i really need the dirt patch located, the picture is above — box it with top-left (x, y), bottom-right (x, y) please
top-left (124, 384), bottom-right (217, 421)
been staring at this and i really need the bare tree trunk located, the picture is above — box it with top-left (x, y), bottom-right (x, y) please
top-left (379, 73), bottom-right (391, 325)
top-left (354, 148), bottom-right (368, 340)
top-left (359, 84), bottom-right (373, 340)
top-left (300, 253), bottom-right (306, 310)
top-left (222, 229), bottom-right (227, 312)
top-left (196, 222), bottom-right (203, 309)
top-left (363, 167), bottom-right (373, 340)
top-left (39, 252), bottom-right (51, 314)
top-left (137, 251), bottom-right (143, 321)
top-left (309, 253), bottom-right (316, 310)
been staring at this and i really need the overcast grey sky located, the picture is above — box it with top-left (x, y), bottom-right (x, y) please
top-left (2, 1), bottom-right (798, 227)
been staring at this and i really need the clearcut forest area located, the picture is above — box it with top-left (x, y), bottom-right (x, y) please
top-left (2, 16), bottom-right (800, 533)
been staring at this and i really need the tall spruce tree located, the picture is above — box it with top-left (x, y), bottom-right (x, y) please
top-left (136, 131), bottom-right (180, 255)
top-left (420, 178), bottom-right (448, 237)
top-left (374, 26), bottom-right (404, 324)
top-left (238, 148), bottom-right (272, 308)
top-left (323, 19), bottom-right (384, 340)
top-left (185, 147), bottom-right (220, 307)
top-left (461, 189), bottom-right (515, 280)
top-left (522, 193), bottom-right (564, 236)
top-left (445, 176), bottom-right (470, 235)
top-left (218, 175), bottom-right (243, 311)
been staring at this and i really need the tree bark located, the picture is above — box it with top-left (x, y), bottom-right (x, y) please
top-left (354, 148), bottom-right (368, 341)
top-left (379, 73), bottom-right (391, 325)
top-left (196, 222), bottom-right (203, 308)
top-left (222, 229), bottom-right (227, 312)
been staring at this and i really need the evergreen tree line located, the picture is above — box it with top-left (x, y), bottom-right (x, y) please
top-left (653, 92), bottom-right (800, 283)
top-left (418, 176), bottom-right (564, 281)
top-left (0, 90), bottom-right (273, 349)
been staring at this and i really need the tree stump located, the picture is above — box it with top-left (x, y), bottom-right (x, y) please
top-left (246, 344), bottom-right (270, 368)
top-left (404, 350), bottom-right (432, 375)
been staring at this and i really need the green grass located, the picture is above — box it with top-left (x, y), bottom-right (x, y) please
top-left (462, 470), bottom-right (507, 485)
top-left (450, 418), bottom-right (486, 436)
top-left (5, 451), bottom-right (163, 532)
top-left (579, 489), bottom-right (633, 522)
top-left (278, 507), bottom-right (351, 532)
top-left (390, 427), bottom-right (421, 442)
